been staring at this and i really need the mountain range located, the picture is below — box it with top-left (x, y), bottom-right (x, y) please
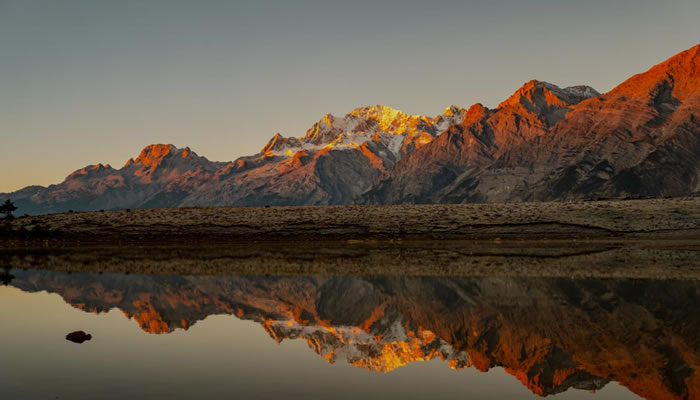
top-left (4, 44), bottom-right (699, 214)
top-left (8, 270), bottom-right (699, 399)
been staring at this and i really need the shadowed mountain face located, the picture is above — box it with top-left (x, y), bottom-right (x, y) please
top-left (8, 269), bottom-right (699, 399)
top-left (3, 44), bottom-right (699, 213)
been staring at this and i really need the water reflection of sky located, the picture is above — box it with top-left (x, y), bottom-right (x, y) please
top-left (0, 284), bottom-right (640, 400)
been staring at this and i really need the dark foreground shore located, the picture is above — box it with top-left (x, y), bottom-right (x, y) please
top-left (1, 197), bottom-right (700, 245)
top-left (0, 198), bottom-right (699, 279)
top-left (2, 241), bottom-right (700, 279)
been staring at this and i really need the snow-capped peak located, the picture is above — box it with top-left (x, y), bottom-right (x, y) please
top-left (259, 104), bottom-right (469, 159)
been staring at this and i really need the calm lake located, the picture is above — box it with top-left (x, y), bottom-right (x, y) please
top-left (0, 245), bottom-right (698, 399)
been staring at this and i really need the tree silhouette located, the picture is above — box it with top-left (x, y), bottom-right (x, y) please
top-left (0, 199), bottom-right (17, 219)
top-left (0, 267), bottom-right (14, 286)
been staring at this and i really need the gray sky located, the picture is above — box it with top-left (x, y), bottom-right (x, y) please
top-left (2, 0), bottom-right (699, 192)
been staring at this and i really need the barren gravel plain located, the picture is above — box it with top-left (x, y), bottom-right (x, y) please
top-left (1, 198), bottom-right (699, 278)
top-left (2, 197), bottom-right (700, 243)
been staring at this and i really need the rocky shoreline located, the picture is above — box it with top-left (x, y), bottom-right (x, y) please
top-left (1, 198), bottom-right (699, 279)
top-left (2, 241), bottom-right (700, 279)
top-left (1, 197), bottom-right (699, 245)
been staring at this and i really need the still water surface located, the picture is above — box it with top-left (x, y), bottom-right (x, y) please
top-left (1, 265), bottom-right (697, 399)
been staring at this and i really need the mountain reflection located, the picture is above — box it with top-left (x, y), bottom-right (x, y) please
top-left (8, 270), bottom-right (699, 399)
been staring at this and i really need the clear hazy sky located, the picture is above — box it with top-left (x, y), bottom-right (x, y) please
top-left (1, 0), bottom-right (699, 192)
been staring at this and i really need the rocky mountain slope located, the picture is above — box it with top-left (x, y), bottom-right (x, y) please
top-left (3, 44), bottom-right (698, 214)
top-left (4, 144), bottom-right (227, 214)
top-left (3, 105), bottom-right (465, 213)
top-left (8, 270), bottom-right (699, 399)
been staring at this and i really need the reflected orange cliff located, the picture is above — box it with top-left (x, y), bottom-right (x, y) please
top-left (8, 271), bottom-right (699, 399)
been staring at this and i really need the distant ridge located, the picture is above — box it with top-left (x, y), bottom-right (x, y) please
top-left (4, 44), bottom-right (699, 214)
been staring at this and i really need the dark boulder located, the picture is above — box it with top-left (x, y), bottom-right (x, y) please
top-left (66, 331), bottom-right (92, 343)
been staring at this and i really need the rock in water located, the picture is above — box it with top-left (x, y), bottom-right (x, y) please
top-left (66, 331), bottom-right (92, 343)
